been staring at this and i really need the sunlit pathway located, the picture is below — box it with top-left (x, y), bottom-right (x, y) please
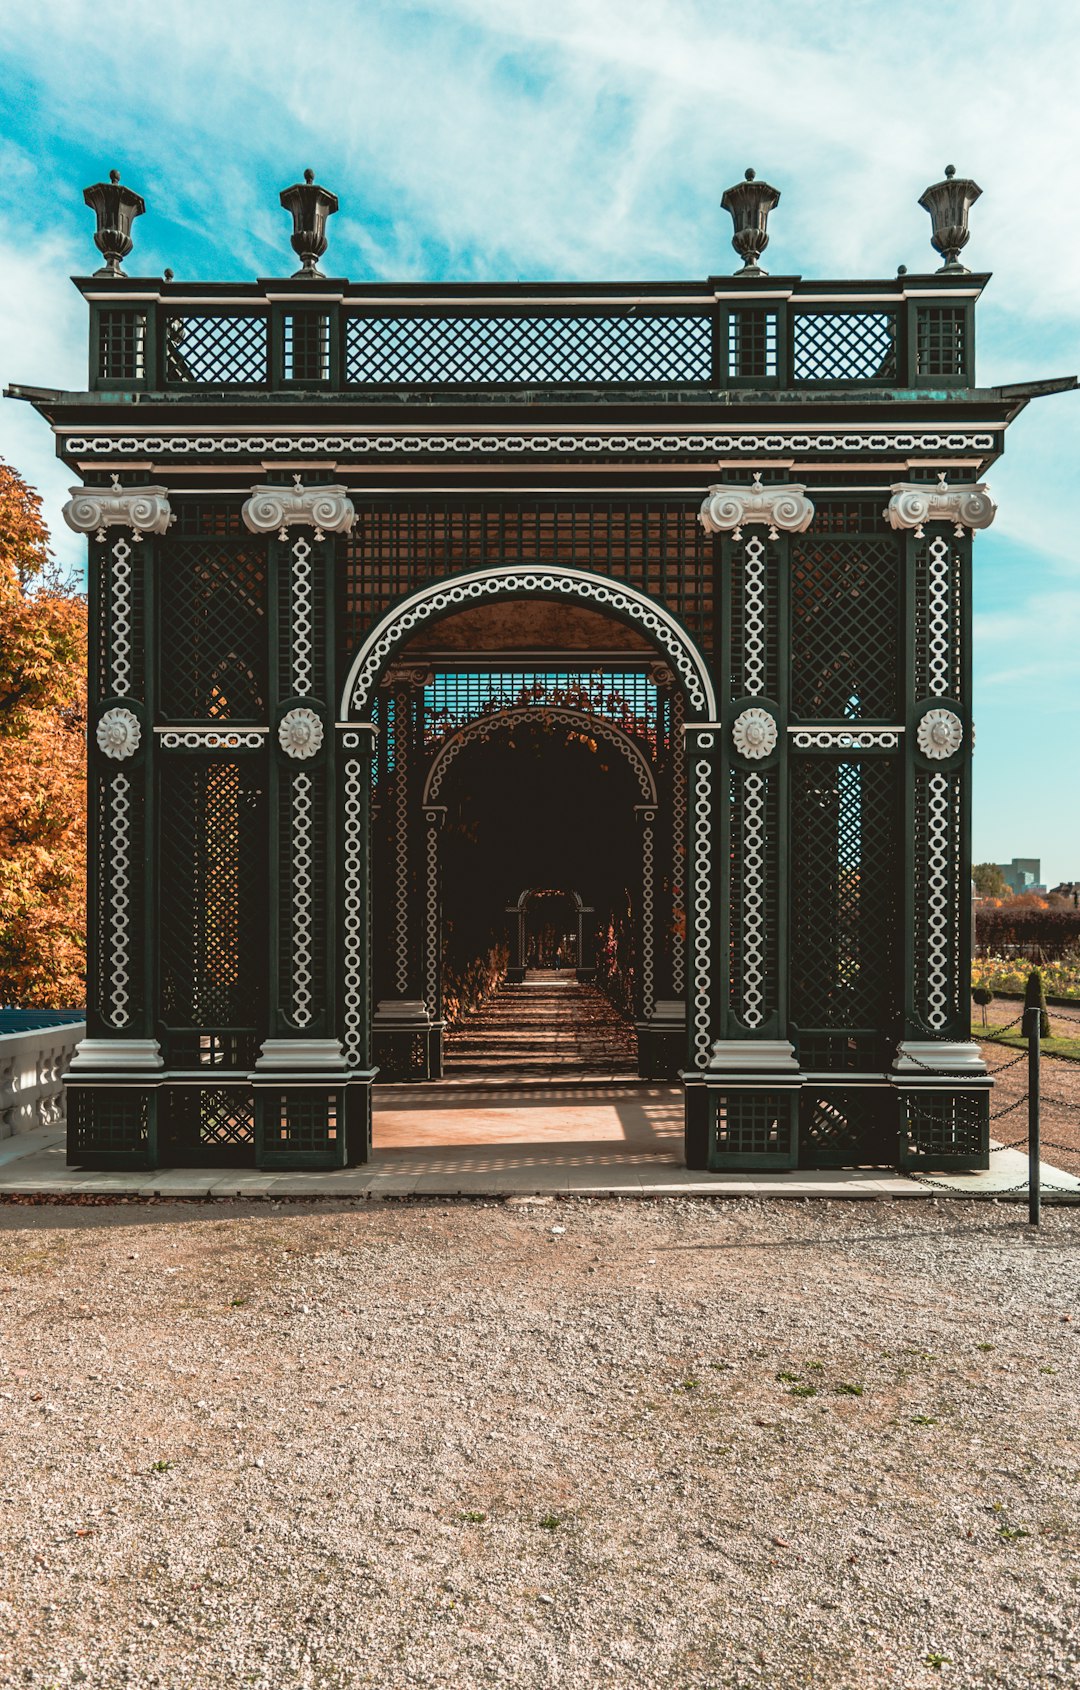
top-left (443, 970), bottom-right (638, 1082)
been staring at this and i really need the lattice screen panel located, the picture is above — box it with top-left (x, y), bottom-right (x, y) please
top-left (159, 759), bottom-right (267, 1034)
top-left (901, 1092), bottom-right (988, 1169)
top-left (792, 311), bottom-right (897, 381)
top-left (97, 310), bottom-right (146, 380)
top-left (790, 757), bottom-right (900, 1031)
top-left (342, 502), bottom-right (716, 657)
top-left (345, 312), bottom-right (712, 385)
top-left (713, 1091), bottom-right (795, 1166)
top-left (799, 1089), bottom-right (895, 1168)
top-left (790, 537), bottom-right (901, 719)
top-left (69, 1090), bottom-right (149, 1163)
top-left (259, 1092), bottom-right (342, 1168)
top-left (727, 309), bottom-right (777, 379)
top-left (159, 543), bottom-right (267, 720)
top-left (284, 312), bottom-right (330, 382)
top-left (916, 307), bottom-right (967, 378)
top-left (165, 314), bottom-right (268, 384)
top-left (422, 670), bottom-right (661, 751)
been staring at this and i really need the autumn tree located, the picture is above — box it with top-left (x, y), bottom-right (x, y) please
top-left (0, 459), bottom-right (87, 1005)
top-left (972, 861), bottom-right (1009, 899)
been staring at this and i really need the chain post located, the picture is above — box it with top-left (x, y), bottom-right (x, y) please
top-left (1025, 1004), bottom-right (1041, 1226)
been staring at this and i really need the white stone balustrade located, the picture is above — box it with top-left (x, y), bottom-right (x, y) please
top-left (0, 1017), bottom-right (86, 1140)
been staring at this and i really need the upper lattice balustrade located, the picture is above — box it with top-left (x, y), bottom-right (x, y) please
top-left (82, 273), bottom-right (980, 394)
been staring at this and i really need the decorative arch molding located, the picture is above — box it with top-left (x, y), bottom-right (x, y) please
top-left (340, 564), bottom-right (716, 719)
top-left (422, 705), bottom-right (659, 808)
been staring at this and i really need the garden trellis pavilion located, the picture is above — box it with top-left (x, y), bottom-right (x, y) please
top-left (9, 164), bottom-right (1075, 1174)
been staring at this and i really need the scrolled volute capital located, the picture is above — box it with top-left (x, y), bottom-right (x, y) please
top-left (242, 475), bottom-right (356, 541)
top-left (883, 475), bottom-right (996, 538)
top-left (63, 477), bottom-right (173, 539)
top-left (699, 474), bottom-right (814, 541)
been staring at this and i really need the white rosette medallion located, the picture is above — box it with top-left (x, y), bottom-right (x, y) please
top-left (732, 706), bottom-right (778, 760)
top-left (96, 707), bottom-right (141, 761)
top-left (278, 706), bottom-right (324, 760)
top-left (916, 708), bottom-right (963, 760)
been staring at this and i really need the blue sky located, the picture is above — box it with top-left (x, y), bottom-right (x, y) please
top-left (1, 0), bottom-right (1077, 880)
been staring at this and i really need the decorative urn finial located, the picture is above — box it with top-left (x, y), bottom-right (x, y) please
top-left (82, 169), bottom-right (146, 278)
top-left (918, 165), bottom-right (982, 274)
top-left (720, 167), bottom-right (781, 277)
top-left (279, 168), bottom-right (339, 279)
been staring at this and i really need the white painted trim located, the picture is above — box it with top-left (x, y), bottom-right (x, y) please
top-left (340, 563), bottom-right (717, 720)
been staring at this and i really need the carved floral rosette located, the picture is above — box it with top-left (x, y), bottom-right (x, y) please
top-left (699, 475), bottom-right (814, 541)
top-left (278, 707), bottom-right (324, 760)
top-left (883, 476), bottom-right (995, 537)
top-left (96, 706), bottom-right (141, 760)
top-left (242, 478), bottom-right (356, 540)
top-left (916, 707), bottom-right (963, 760)
top-left (732, 707), bottom-right (778, 760)
top-left (63, 482), bottom-right (173, 538)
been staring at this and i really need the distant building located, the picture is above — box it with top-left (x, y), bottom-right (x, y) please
top-left (998, 857), bottom-right (1044, 895)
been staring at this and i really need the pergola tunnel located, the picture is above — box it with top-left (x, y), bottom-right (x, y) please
top-left (365, 593), bottom-right (685, 1099)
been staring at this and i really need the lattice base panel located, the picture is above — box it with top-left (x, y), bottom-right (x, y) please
top-left (160, 1085), bottom-right (256, 1168)
top-left (636, 1025), bottom-right (685, 1082)
top-left (373, 1026), bottom-right (443, 1083)
top-left (255, 1082), bottom-right (371, 1170)
top-left (705, 1086), bottom-right (800, 1172)
top-left (799, 1088), bottom-right (897, 1168)
top-left (67, 1086), bottom-right (155, 1169)
top-left (898, 1088), bottom-right (990, 1171)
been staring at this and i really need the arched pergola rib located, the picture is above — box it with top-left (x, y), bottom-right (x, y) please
top-left (421, 705), bottom-right (658, 808)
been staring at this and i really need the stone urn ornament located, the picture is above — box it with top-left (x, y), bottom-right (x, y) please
top-left (82, 170), bottom-right (146, 277)
top-left (279, 169), bottom-right (339, 279)
top-left (918, 165), bottom-right (982, 274)
top-left (721, 168), bottom-right (781, 277)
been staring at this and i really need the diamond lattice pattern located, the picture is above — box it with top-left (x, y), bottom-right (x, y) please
top-left (345, 314), bottom-right (712, 385)
top-left (790, 757), bottom-right (899, 1029)
top-left (793, 312), bottom-right (897, 381)
top-left (165, 315), bottom-right (268, 384)
top-left (160, 761), bottom-right (266, 1029)
top-left (160, 544), bottom-right (267, 720)
top-left (790, 538), bottom-right (901, 720)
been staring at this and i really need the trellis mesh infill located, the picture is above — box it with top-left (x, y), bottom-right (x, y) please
top-left (790, 757), bottom-right (899, 1029)
top-left (344, 313), bottom-right (713, 384)
top-left (69, 1091), bottom-right (149, 1157)
top-left (790, 538), bottom-right (901, 721)
top-left (903, 1093), bottom-right (987, 1161)
top-left (159, 545), bottom-right (267, 721)
top-left (159, 760), bottom-right (266, 1029)
top-left (164, 1087), bottom-right (255, 1147)
top-left (165, 315), bottom-right (268, 384)
top-left (792, 311), bottom-right (897, 381)
top-left (423, 671), bottom-right (660, 749)
top-left (715, 1092), bottom-right (792, 1157)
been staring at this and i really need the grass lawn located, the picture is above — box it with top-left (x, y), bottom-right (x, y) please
top-left (981, 1027), bottom-right (1080, 1062)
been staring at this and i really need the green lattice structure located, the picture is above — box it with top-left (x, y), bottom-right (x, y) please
top-left (10, 203), bottom-right (1076, 1173)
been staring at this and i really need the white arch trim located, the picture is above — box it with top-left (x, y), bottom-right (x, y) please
top-left (422, 705), bottom-right (658, 808)
top-left (340, 564), bottom-right (715, 719)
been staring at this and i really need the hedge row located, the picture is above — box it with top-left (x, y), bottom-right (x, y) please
top-left (975, 906), bottom-right (1080, 960)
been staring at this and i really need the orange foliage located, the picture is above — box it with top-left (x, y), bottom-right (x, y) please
top-left (0, 460), bottom-right (88, 1006)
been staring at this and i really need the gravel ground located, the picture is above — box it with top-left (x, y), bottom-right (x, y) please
top-left (979, 1004), bottom-right (1080, 1181)
top-left (1, 1197), bottom-right (1078, 1690)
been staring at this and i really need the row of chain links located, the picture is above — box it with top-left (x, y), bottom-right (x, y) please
top-left (899, 1007), bottom-right (1079, 1196)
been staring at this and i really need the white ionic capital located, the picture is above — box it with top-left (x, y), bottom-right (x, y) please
top-left (699, 475), bottom-right (814, 541)
top-left (242, 476), bottom-right (355, 540)
top-left (63, 477), bottom-right (173, 539)
top-left (883, 475), bottom-right (996, 538)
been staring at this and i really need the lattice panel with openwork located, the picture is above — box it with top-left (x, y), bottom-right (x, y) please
top-left (729, 539), bottom-right (779, 701)
top-left (729, 768), bottom-right (779, 1027)
top-left (345, 312), bottom-right (711, 385)
top-left (792, 311), bottom-right (897, 381)
top-left (159, 759), bottom-right (267, 1032)
top-left (790, 537), bottom-right (902, 720)
top-left (259, 1091), bottom-right (341, 1168)
top-left (799, 1089), bottom-right (895, 1168)
top-left (341, 501), bottom-right (716, 660)
top-left (284, 312), bottom-right (331, 382)
top-left (159, 542), bottom-right (267, 720)
top-left (913, 536), bottom-right (963, 702)
top-left (901, 1091), bottom-right (988, 1169)
top-left (727, 309), bottom-right (777, 379)
top-left (795, 1031), bottom-right (889, 1073)
top-left (916, 306), bottom-right (967, 378)
top-left (161, 1086), bottom-right (255, 1165)
top-left (69, 1090), bottom-right (149, 1162)
top-left (97, 310), bottom-right (146, 381)
top-left (164, 314), bottom-right (269, 384)
top-left (810, 502), bottom-right (890, 536)
top-left (714, 1092), bottom-right (793, 1160)
top-left (422, 669), bottom-right (661, 753)
top-left (790, 757), bottom-right (900, 1031)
